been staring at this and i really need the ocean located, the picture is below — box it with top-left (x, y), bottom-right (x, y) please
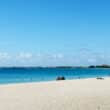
top-left (0, 68), bottom-right (110, 84)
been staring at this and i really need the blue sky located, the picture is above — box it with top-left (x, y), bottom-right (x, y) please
top-left (0, 0), bottom-right (110, 66)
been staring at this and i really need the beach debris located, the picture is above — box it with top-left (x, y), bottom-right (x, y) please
top-left (56, 76), bottom-right (66, 81)
top-left (96, 77), bottom-right (104, 80)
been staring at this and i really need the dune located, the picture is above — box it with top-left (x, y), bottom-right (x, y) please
top-left (0, 78), bottom-right (110, 110)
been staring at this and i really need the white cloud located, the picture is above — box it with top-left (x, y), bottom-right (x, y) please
top-left (17, 52), bottom-right (33, 59)
top-left (51, 54), bottom-right (64, 59)
top-left (0, 52), bottom-right (11, 60)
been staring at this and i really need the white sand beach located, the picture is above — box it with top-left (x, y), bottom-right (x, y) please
top-left (0, 78), bottom-right (110, 110)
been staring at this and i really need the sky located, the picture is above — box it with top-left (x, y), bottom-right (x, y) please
top-left (0, 0), bottom-right (110, 66)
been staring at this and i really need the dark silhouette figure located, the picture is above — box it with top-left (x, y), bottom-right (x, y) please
top-left (56, 76), bottom-right (66, 81)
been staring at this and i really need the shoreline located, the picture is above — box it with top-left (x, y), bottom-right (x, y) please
top-left (0, 76), bottom-right (109, 86)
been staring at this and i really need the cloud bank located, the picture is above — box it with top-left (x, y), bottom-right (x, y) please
top-left (0, 49), bottom-right (110, 66)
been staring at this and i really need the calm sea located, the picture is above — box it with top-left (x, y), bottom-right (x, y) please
top-left (0, 68), bottom-right (110, 84)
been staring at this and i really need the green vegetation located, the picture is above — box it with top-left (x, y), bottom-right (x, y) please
top-left (88, 65), bottom-right (110, 68)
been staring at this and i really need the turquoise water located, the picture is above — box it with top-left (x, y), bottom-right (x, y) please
top-left (0, 68), bottom-right (110, 84)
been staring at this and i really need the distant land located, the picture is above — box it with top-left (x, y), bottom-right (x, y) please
top-left (0, 65), bottom-right (110, 69)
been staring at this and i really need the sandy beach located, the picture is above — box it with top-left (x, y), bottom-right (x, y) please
top-left (0, 78), bottom-right (110, 110)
